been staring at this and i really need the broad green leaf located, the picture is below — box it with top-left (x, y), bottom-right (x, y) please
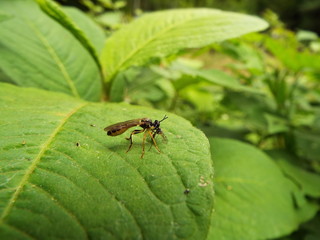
top-left (109, 71), bottom-right (127, 102)
top-left (101, 9), bottom-right (269, 81)
top-left (0, 83), bottom-right (214, 240)
top-left (208, 138), bottom-right (305, 240)
top-left (0, 69), bottom-right (14, 84)
top-left (96, 11), bottom-right (123, 29)
top-left (293, 129), bottom-right (320, 162)
top-left (35, 0), bottom-right (103, 72)
top-left (0, 0), bottom-right (102, 101)
top-left (296, 30), bottom-right (319, 42)
top-left (172, 64), bottom-right (261, 93)
top-left (62, 7), bottom-right (106, 54)
top-left (268, 150), bottom-right (320, 198)
top-left (0, 12), bottom-right (11, 22)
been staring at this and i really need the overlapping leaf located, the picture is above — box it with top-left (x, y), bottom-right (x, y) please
top-left (0, 83), bottom-right (213, 240)
top-left (0, 0), bottom-right (102, 101)
top-left (36, 0), bottom-right (103, 70)
top-left (207, 138), bottom-right (315, 240)
top-left (101, 9), bottom-right (269, 81)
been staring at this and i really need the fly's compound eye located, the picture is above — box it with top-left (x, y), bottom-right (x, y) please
top-left (153, 120), bottom-right (160, 128)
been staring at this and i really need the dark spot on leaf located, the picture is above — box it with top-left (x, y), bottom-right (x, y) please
top-left (76, 142), bottom-right (80, 147)
top-left (184, 189), bottom-right (190, 195)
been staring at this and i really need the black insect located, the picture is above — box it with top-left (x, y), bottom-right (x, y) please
top-left (104, 116), bottom-right (168, 158)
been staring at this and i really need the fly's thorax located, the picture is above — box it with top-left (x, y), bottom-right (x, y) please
top-left (153, 120), bottom-right (160, 129)
top-left (140, 118), bottom-right (152, 129)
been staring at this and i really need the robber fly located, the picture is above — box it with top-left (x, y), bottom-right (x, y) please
top-left (104, 115), bottom-right (168, 158)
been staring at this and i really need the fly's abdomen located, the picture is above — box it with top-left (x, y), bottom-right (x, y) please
top-left (107, 127), bottom-right (129, 136)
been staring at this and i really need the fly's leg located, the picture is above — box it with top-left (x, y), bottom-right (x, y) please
top-left (148, 130), bottom-right (161, 153)
top-left (148, 132), bottom-right (157, 151)
top-left (141, 130), bottom-right (149, 158)
top-left (126, 129), bottom-right (144, 153)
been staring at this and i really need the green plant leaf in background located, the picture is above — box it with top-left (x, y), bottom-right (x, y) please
top-left (264, 37), bottom-right (320, 73)
top-left (62, 6), bottom-right (106, 54)
top-left (0, 0), bottom-right (102, 101)
top-left (100, 8), bottom-right (269, 81)
top-left (207, 138), bottom-right (314, 240)
top-left (0, 12), bottom-right (11, 23)
top-left (170, 62), bottom-right (261, 93)
top-left (268, 150), bottom-right (320, 198)
top-left (35, 0), bottom-right (103, 72)
top-left (0, 83), bottom-right (214, 240)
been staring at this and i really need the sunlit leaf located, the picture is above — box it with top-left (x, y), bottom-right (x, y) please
top-left (0, 0), bottom-right (102, 101)
top-left (101, 9), bottom-right (268, 81)
top-left (208, 138), bottom-right (307, 240)
top-left (0, 83), bottom-right (214, 240)
top-left (36, 0), bottom-right (103, 71)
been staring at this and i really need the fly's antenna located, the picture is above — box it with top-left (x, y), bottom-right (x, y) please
top-left (159, 115), bottom-right (168, 123)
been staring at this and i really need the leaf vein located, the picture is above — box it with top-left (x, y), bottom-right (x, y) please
top-left (108, 13), bottom-right (215, 79)
top-left (30, 183), bottom-right (88, 239)
top-left (26, 20), bottom-right (80, 98)
top-left (2, 222), bottom-right (36, 240)
top-left (49, 148), bottom-right (144, 238)
top-left (0, 102), bottom-right (87, 224)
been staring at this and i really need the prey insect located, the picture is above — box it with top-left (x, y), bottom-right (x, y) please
top-left (104, 115), bottom-right (168, 158)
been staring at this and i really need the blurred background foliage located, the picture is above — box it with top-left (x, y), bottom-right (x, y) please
top-left (56, 0), bottom-right (320, 34)
top-left (54, 1), bottom-right (319, 239)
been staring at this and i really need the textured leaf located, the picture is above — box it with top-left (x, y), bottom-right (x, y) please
top-left (35, 0), bottom-right (103, 71)
top-left (268, 150), bottom-right (320, 198)
top-left (0, 83), bottom-right (213, 240)
top-left (0, 0), bottom-right (102, 101)
top-left (62, 7), bottom-right (106, 54)
top-left (101, 8), bottom-right (269, 81)
top-left (293, 129), bottom-right (320, 162)
top-left (207, 138), bottom-right (304, 240)
top-left (0, 12), bottom-right (11, 23)
top-left (170, 63), bottom-right (261, 93)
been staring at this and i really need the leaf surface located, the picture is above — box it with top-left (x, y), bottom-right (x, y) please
top-left (101, 9), bottom-right (268, 81)
top-left (0, 0), bottom-right (102, 101)
top-left (62, 7), bottom-right (106, 54)
top-left (267, 150), bottom-right (320, 198)
top-left (207, 138), bottom-right (307, 240)
top-left (36, 0), bottom-right (103, 71)
top-left (0, 83), bottom-right (213, 240)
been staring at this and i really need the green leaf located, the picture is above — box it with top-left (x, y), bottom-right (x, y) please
top-left (268, 150), bottom-right (320, 198)
top-left (0, 0), bottom-right (102, 101)
top-left (264, 37), bottom-right (320, 72)
top-left (62, 7), bottom-right (106, 54)
top-left (35, 0), bottom-right (103, 72)
top-left (207, 138), bottom-right (304, 240)
top-left (0, 12), bottom-right (11, 22)
top-left (293, 129), bottom-right (320, 162)
top-left (171, 63), bottom-right (261, 93)
top-left (100, 8), bottom-right (269, 81)
top-left (0, 83), bottom-right (214, 239)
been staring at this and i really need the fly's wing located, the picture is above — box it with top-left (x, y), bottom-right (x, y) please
top-left (104, 118), bottom-right (149, 136)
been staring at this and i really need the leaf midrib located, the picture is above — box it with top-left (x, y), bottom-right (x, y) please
top-left (27, 19), bottom-right (80, 98)
top-left (107, 10), bottom-right (219, 80)
top-left (0, 102), bottom-right (88, 223)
